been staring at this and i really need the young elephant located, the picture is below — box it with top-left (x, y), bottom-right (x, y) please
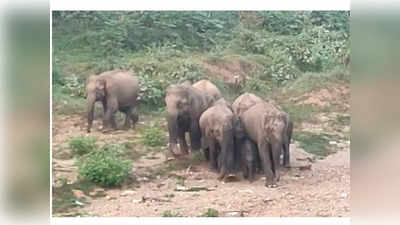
top-left (86, 70), bottom-right (139, 133)
top-left (240, 102), bottom-right (288, 187)
top-left (232, 92), bottom-right (293, 167)
top-left (165, 81), bottom-right (218, 156)
top-left (199, 99), bottom-right (238, 181)
top-left (238, 137), bottom-right (259, 182)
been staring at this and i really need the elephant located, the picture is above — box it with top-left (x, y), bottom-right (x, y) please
top-left (165, 80), bottom-right (219, 156)
top-left (232, 92), bottom-right (293, 167)
top-left (238, 137), bottom-right (259, 182)
top-left (192, 79), bottom-right (222, 102)
top-left (86, 70), bottom-right (139, 133)
top-left (199, 98), bottom-right (239, 180)
top-left (239, 102), bottom-right (288, 187)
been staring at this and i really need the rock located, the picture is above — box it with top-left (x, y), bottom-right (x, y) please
top-left (72, 190), bottom-right (86, 199)
top-left (337, 143), bottom-right (346, 148)
top-left (329, 141), bottom-right (337, 145)
top-left (132, 199), bottom-right (142, 204)
top-left (120, 190), bottom-right (136, 196)
top-left (74, 200), bottom-right (84, 206)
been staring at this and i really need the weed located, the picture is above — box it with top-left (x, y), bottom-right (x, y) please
top-left (78, 149), bottom-right (132, 187)
top-left (294, 131), bottom-right (339, 157)
top-left (68, 136), bottom-right (97, 156)
top-left (162, 210), bottom-right (182, 217)
top-left (202, 208), bottom-right (219, 217)
top-left (142, 125), bottom-right (166, 147)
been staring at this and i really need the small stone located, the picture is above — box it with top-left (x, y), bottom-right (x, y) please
top-left (340, 193), bottom-right (348, 199)
top-left (329, 141), bottom-right (337, 145)
top-left (120, 190), bottom-right (136, 196)
top-left (132, 199), bottom-right (142, 204)
top-left (74, 200), bottom-right (84, 206)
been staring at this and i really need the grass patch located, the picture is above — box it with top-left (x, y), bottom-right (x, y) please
top-left (78, 147), bottom-right (132, 187)
top-left (142, 125), bottom-right (166, 147)
top-left (52, 179), bottom-right (97, 215)
top-left (202, 208), bottom-right (219, 217)
top-left (280, 103), bottom-right (319, 126)
top-left (294, 131), bottom-right (339, 157)
top-left (68, 136), bottom-right (97, 156)
top-left (162, 210), bottom-right (183, 217)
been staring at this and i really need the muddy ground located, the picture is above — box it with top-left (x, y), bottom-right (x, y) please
top-left (52, 101), bottom-right (350, 217)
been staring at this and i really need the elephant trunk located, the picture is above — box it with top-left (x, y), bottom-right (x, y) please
top-left (167, 113), bottom-right (179, 153)
top-left (87, 93), bottom-right (96, 133)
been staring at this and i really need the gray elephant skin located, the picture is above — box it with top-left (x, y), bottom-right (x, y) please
top-left (239, 102), bottom-right (288, 187)
top-left (165, 80), bottom-right (221, 156)
top-left (232, 92), bottom-right (293, 167)
top-left (86, 70), bottom-right (139, 133)
top-left (199, 98), bottom-right (239, 180)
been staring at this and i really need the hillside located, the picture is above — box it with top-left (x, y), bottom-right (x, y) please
top-left (52, 11), bottom-right (350, 217)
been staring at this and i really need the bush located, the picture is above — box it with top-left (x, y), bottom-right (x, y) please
top-left (142, 125), bottom-right (166, 147)
top-left (162, 210), bottom-right (182, 217)
top-left (202, 208), bottom-right (219, 217)
top-left (68, 136), bottom-right (97, 156)
top-left (78, 148), bottom-right (132, 187)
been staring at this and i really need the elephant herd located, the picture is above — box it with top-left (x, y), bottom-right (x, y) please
top-left (85, 70), bottom-right (293, 188)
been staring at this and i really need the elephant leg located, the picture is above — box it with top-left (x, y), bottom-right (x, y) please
top-left (110, 114), bottom-right (117, 129)
top-left (208, 139), bottom-right (218, 172)
top-left (130, 106), bottom-right (139, 126)
top-left (258, 141), bottom-right (276, 188)
top-left (283, 136), bottom-right (290, 167)
top-left (103, 97), bottom-right (118, 131)
top-left (177, 128), bottom-right (189, 155)
top-left (271, 141), bottom-right (282, 182)
top-left (122, 108), bottom-right (132, 130)
top-left (248, 162), bottom-right (255, 182)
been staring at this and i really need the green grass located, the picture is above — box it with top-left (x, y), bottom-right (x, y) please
top-left (202, 208), bottom-right (219, 217)
top-left (68, 136), bottom-right (97, 156)
top-left (142, 125), bottom-right (166, 147)
top-left (294, 131), bottom-right (339, 157)
top-left (162, 210), bottom-right (182, 217)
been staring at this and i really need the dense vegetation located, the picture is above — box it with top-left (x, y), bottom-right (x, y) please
top-left (52, 11), bottom-right (350, 110)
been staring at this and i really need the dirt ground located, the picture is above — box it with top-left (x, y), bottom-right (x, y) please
top-left (52, 109), bottom-right (350, 217)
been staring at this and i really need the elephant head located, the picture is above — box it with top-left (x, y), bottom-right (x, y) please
top-left (86, 75), bottom-right (106, 133)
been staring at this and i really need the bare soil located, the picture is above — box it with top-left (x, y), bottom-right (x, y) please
top-left (52, 110), bottom-right (350, 217)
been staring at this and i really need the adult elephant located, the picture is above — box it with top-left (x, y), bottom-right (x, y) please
top-left (86, 70), bottom-right (139, 133)
top-left (240, 102), bottom-right (288, 187)
top-left (232, 92), bottom-right (293, 167)
top-left (199, 98), bottom-right (239, 180)
top-left (192, 79), bottom-right (222, 102)
top-left (165, 80), bottom-right (219, 156)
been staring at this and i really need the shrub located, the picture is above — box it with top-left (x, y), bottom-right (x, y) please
top-left (68, 136), bottom-right (97, 156)
top-left (142, 125), bottom-right (166, 147)
top-left (162, 210), bottom-right (182, 217)
top-left (202, 208), bottom-right (219, 217)
top-left (78, 148), bottom-right (132, 187)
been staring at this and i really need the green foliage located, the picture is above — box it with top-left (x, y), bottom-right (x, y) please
top-left (142, 125), bottom-right (166, 147)
top-left (175, 177), bottom-right (184, 186)
top-left (294, 131), bottom-right (338, 157)
top-left (78, 147), bottom-right (132, 187)
top-left (162, 210), bottom-right (182, 217)
top-left (68, 136), bottom-right (97, 156)
top-left (202, 208), bottom-right (219, 217)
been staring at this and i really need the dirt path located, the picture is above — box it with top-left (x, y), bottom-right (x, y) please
top-left (52, 113), bottom-right (350, 217)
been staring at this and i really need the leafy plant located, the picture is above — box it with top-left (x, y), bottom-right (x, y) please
top-left (142, 125), bottom-right (166, 147)
top-left (78, 148), bottom-right (132, 187)
top-left (202, 208), bottom-right (219, 217)
top-left (68, 136), bottom-right (97, 156)
top-left (162, 210), bottom-right (182, 217)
